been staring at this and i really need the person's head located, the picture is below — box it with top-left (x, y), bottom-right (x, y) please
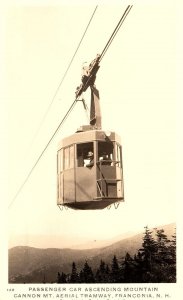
top-left (87, 151), bottom-right (93, 159)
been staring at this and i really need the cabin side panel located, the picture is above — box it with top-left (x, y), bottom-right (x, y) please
top-left (63, 169), bottom-right (75, 204)
top-left (75, 167), bottom-right (96, 202)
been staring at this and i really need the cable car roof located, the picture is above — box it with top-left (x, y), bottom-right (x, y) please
top-left (58, 128), bottom-right (121, 150)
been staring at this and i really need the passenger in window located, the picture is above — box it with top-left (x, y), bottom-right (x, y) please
top-left (85, 151), bottom-right (94, 167)
top-left (101, 152), bottom-right (112, 165)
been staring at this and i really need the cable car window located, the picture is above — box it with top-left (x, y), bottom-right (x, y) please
top-left (116, 143), bottom-right (122, 168)
top-left (60, 149), bottom-right (63, 172)
top-left (77, 142), bottom-right (94, 167)
top-left (64, 147), bottom-right (69, 170)
top-left (57, 152), bottom-right (59, 174)
top-left (98, 141), bottom-right (114, 165)
top-left (64, 145), bottom-right (74, 170)
top-left (57, 149), bottom-right (63, 173)
top-left (69, 145), bottom-right (74, 169)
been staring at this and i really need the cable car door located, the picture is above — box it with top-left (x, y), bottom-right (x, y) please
top-left (75, 142), bottom-right (96, 202)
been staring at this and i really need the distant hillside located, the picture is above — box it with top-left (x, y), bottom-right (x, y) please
top-left (9, 223), bottom-right (175, 283)
top-left (9, 247), bottom-right (101, 283)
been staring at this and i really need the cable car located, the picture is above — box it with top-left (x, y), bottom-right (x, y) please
top-left (57, 55), bottom-right (124, 210)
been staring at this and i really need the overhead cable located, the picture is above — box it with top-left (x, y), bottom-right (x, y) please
top-left (28, 5), bottom-right (98, 149)
top-left (9, 5), bottom-right (133, 209)
top-left (100, 5), bottom-right (133, 62)
top-left (8, 99), bottom-right (77, 209)
top-left (75, 5), bottom-right (133, 98)
top-left (9, 59), bottom-right (97, 208)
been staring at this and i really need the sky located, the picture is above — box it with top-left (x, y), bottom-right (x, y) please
top-left (0, 0), bottom-right (179, 249)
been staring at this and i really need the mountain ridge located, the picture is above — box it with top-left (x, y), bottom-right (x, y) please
top-left (9, 222), bottom-right (175, 283)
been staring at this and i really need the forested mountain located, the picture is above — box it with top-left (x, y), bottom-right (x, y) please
top-left (9, 223), bottom-right (176, 283)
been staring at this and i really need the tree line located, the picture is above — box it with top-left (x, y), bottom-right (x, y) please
top-left (57, 226), bottom-right (176, 283)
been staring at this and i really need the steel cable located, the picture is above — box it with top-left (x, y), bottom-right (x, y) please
top-left (27, 5), bottom-right (98, 150)
top-left (9, 5), bottom-right (133, 208)
top-left (100, 5), bottom-right (133, 62)
top-left (8, 99), bottom-right (77, 209)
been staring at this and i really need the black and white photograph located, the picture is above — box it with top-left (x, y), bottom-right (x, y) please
top-left (0, 0), bottom-right (182, 299)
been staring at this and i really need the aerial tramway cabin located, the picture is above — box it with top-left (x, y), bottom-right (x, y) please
top-left (57, 127), bottom-right (124, 210)
top-left (57, 55), bottom-right (124, 210)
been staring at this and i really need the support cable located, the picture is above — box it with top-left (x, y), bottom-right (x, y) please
top-left (8, 99), bottom-right (77, 209)
top-left (9, 60), bottom-right (99, 208)
top-left (75, 5), bottom-right (133, 98)
top-left (99, 5), bottom-right (133, 62)
top-left (28, 5), bottom-right (98, 149)
top-left (9, 5), bottom-right (133, 209)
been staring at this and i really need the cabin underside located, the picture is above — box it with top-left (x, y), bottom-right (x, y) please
top-left (58, 197), bottom-right (123, 210)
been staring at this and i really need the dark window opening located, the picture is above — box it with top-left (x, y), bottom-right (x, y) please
top-left (77, 142), bottom-right (94, 167)
top-left (98, 141), bottom-right (114, 165)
